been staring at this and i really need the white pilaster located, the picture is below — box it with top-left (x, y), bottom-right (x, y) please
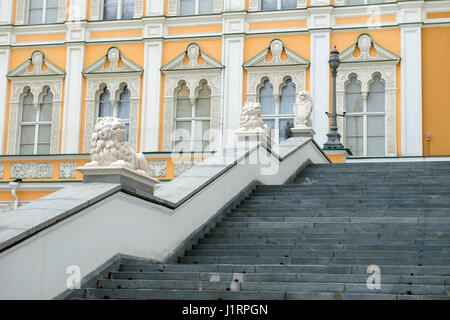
top-left (400, 24), bottom-right (423, 156)
top-left (310, 30), bottom-right (330, 148)
top-left (61, 45), bottom-right (84, 154)
top-left (141, 40), bottom-right (163, 152)
top-left (0, 49), bottom-right (10, 154)
top-left (68, 0), bottom-right (88, 21)
top-left (146, 0), bottom-right (164, 16)
top-left (225, 0), bottom-right (246, 11)
top-left (0, 0), bottom-right (14, 24)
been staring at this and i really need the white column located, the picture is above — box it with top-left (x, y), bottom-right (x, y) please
top-left (0, 0), bottom-right (14, 24)
top-left (0, 49), bottom-right (10, 155)
top-left (61, 45), bottom-right (84, 154)
top-left (310, 30), bottom-right (330, 148)
top-left (146, 0), bottom-right (164, 16)
top-left (141, 40), bottom-right (163, 152)
top-left (400, 24), bottom-right (423, 156)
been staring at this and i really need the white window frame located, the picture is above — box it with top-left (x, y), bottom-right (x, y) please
top-left (102, 0), bottom-right (135, 20)
top-left (15, 0), bottom-right (66, 25)
top-left (174, 81), bottom-right (212, 151)
top-left (19, 89), bottom-right (53, 154)
top-left (167, 0), bottom-right (222, 16)
top-left (248, 0), bottom-right (305, 11)
top-left (90, 0), bottom-right (143, 20)
top-left (344, 74), bottom-right (386, 157)
top-left (258, 78), bottom-right (296, 144)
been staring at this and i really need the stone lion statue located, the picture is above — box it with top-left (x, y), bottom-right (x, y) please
top-left (84, 117), bottom-right (149, 175)
top-left (294, 91), bottom-right (313, 129)
top-left (238, 102), bottom-right (269, 135)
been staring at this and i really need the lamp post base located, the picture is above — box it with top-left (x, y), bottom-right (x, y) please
top-left (323, 132), bottom-right (344, 149)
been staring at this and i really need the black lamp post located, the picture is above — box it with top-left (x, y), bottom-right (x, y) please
top-left (324, 46), bottom-right (345, 149)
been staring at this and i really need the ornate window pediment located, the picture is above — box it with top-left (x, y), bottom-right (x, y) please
top-left (336, 34), bottom-right (400, 157)
top-left (161, 43), bottom-right (223, 152)
top-left (7, 51), bottom-right (65, 155)
top-left (244, 39), bottom-right (309, 144)
top-left (82, 47), bottom-right (143, 152)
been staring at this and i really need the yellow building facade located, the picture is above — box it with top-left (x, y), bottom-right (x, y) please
top-left (0, 0), bottom-right (449, 208)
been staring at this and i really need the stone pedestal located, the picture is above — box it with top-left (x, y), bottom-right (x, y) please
top-left (291, 128), bottom-right (316, 138)
top-left (235, 130), bottom-right (272, 150)
top-left (322, 148), bottom-right (352, 163)
top-left (77, 166), bottom-right (159, 195)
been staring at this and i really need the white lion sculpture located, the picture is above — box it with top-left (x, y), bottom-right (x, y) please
top-left (84, 117), bottom-right (149, 175)
top-left (294, 91), bottom-right (313, 129)
top-left (238, 102), bottom-right (269, 135)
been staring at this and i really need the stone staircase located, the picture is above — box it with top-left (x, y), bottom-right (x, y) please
top-left (78, 161), bottom-right (450, 300)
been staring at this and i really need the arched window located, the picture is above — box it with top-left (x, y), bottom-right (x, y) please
top-left (345, 75), bottom-right (386, 156)
top-left (262, 0), bottom-right (296, 11)
top-left (99, 87), bottom-right (113, 117)
top-left (19, 89), bottom-right (52, 154)
top-left (174, 82), bottom-right (211, 151)
top-left (259, 79), bottom-right (295, 144)
top-left (28, 0), bottom-right (58, 24)
top-left (98, 85), bottom-right (131, 141)
top-left (180, 0), bottom-right (214, 16)
top-left (103, 0), bottom-right (134, 20)
top-left (118, 87), bottom-right (131, 141)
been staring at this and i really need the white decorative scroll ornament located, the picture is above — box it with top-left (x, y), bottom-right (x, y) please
top-left (294, 91), bottom-right (313, 129)
top-left (237, 102), bottom-right (269, 134)
top-left (84, 117), bottom-right (149, 175)
top-left (187, 44), bottom-right (200, 67)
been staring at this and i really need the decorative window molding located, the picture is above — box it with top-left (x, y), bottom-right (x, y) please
top-left (90, 0), bottom-right (143, 20)
top-left (10, 162), bottom-right (53, 179)
top-left (15, 0), bottom-right (67, 25)
top-left (161, 43), bottom-right (223, 151)
top-left (336, 33), bottom-right (400, 157)
top-left (82, 47), bottom-right (143, 152)
top-left (6, 51), bottom-right (64, 155)
top-left (248, 0), bottom-right (306, 11)
top-left (244, 40), bottom-right (309, 144)
top-left (167, 0), bottom-right (222, 16)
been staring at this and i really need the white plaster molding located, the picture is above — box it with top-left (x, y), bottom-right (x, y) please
top-left (10, 163), bottom-right (53, 179)
top-left (161, 43), bottom-right (223, 152)
top-left (0, 49), bottom-right (10, 155)
top-left (336, 35), bottom-right (400, 157)
top-left (149, 160), bottom-right (167, 178)
top-left (15, 0), bottom-right (67, 25)
top-left (7, 51), bottom-right (64, 155)
top-left (0, 0), bottom-right (14, 24)
top-left (146, 0), bottom-right (164, 16)
top-left (83, 47), bottom-right (143, 153)
top-left (83, 117), bottom-right (149, 175)
top-left (59, 162), bottom-right (76, 179)
top-left (310, 0), bottom-right (330, 6)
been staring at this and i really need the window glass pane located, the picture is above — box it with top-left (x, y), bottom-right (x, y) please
top-left (346, 76), bottom-right (363, 113)
top-left (346, 116), bottom-right (363, 156)
top-left (37, 143), bottom-right (50, 154)
top-left (196, 83), bottom-right (211, 117)
top-left (367, 0), bottom-right (386, 4)
top-left (176, 84), bottom-right (192, 118)
top-left (47, 0), bottom-right (58, 7)
top-left (180, 0), bottom-right (195, 15)
top-left (279, 118), bottom-right (294, 143)
top-left (263, 119), bottom-right (275, 141)
top-left (38, 124), bottom-right (51, 144)
top-left (20, 125), bottom-right (36, 144)
top-left (40, 91), bottom-right (53, 121)
top-left (262, 0), bottom-right (277, 10)
top-left (368, 75), bottom-right (385, 112)
top-left (45, 8), bottom-right (58, 23)
top-left (22, 92), bottom-right (36, 122)
top-left (122, 0), bottom-right (134, 19)
top-left (282, 0), bottom-right (297, 9)
top-left (104, 0), bottom-right (118, 20)
top-left (280, 79), bottom-right (295, 114)
top-left (30, 0), bottom-right (43, 9)
top-left (99, 89), bottom-right (113, 117)
top-left (367, 115), bottom-right (385, 156)
top-left (175, 121), bottom-right (192, 151)
top-left (124, 122), bottom-right (130, 142)
top-left (29, 9), bottom-right (43, 24)
top-left (118, 87), bottom-right (131, 119)
top-left (346, 0), bottom-right (364, 5)
top-left (259, 80), bottom-right (275, 115)
top-left (20, 144), bottom-right (35, 155)
top-left (194, 120), bottom-right (210, 151)
top-left (199, 0), bottom-right (214, 14)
